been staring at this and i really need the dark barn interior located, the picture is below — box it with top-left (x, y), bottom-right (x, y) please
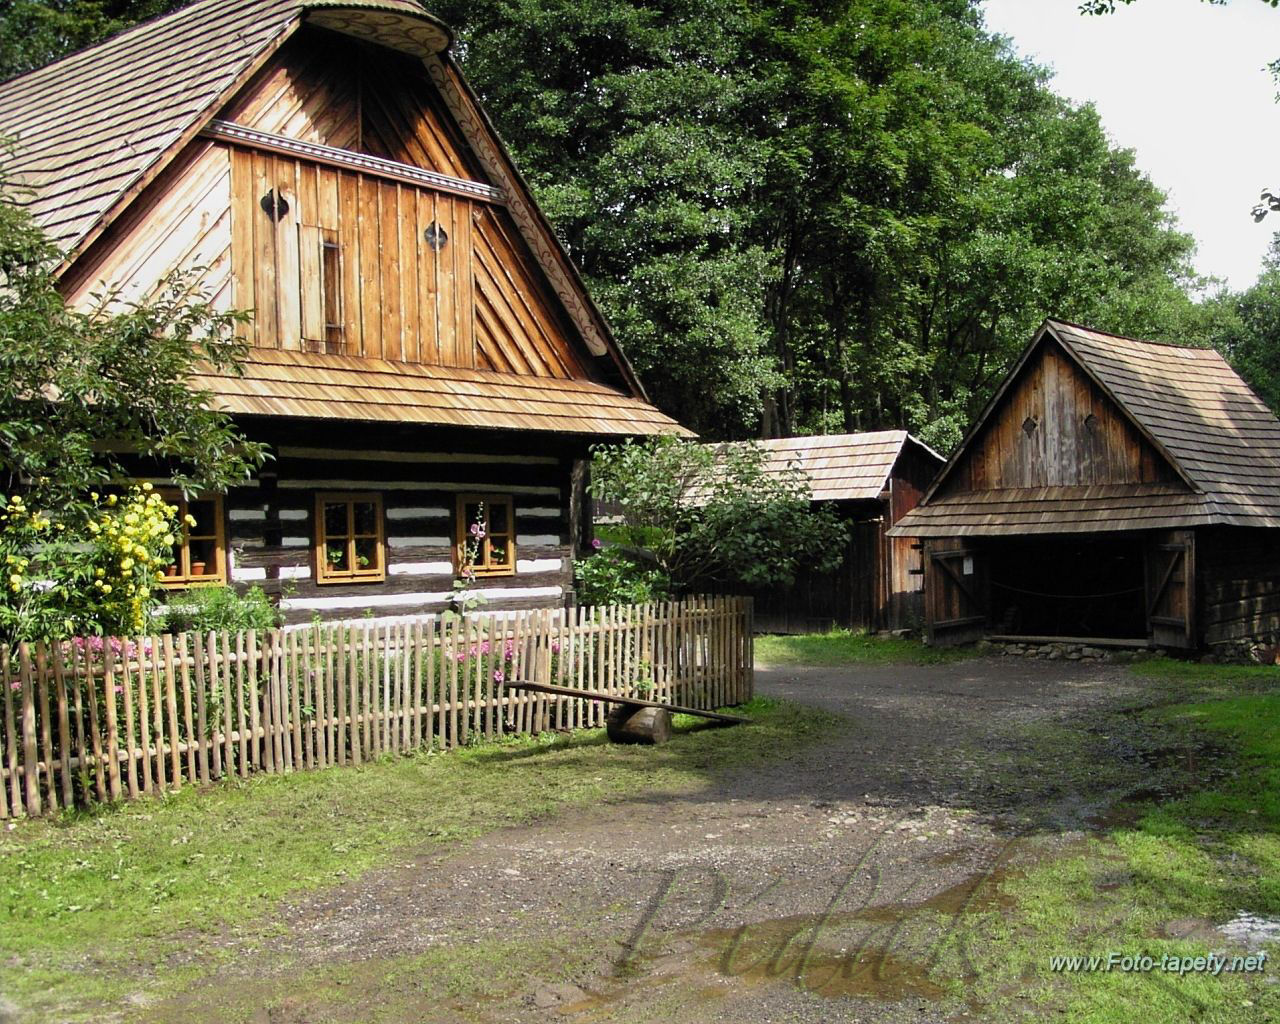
top-left (986, 535), bottom-right (1147, 639)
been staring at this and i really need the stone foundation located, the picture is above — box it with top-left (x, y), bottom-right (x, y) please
top-left (980, 640), bottom-right (1115, 662)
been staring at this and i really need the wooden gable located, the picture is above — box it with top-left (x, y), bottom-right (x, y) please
top-left (937, 336), bottom-right (1181, 496)
top-left (61, 26), bottom-right (599, 381)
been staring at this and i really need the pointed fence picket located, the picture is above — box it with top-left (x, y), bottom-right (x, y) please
top-left (0, 595), bottom-right (753, 817)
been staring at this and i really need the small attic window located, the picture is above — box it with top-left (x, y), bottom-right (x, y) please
top-left (1022, 416), bottom-right (1038, 438)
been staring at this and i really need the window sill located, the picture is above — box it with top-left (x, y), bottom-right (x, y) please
top-left (316, 573), bottom-right (387, 586)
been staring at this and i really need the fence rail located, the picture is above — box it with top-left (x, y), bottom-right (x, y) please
top-left (0, 596), bottom-right (753, 818)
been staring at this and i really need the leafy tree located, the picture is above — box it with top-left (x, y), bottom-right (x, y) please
top-left (1080, 0), bottom-right (1277, 14)
top-left (0, 175), bottom-right (265, 515)
top-left (0, 1), bottom-right (186, 81)
top-left (435, 0), bottom-right (1211, 447)
top-left (1210, 235), bottom-right (1280, 409)
top-left (589, 436), bottom-right (845, 592)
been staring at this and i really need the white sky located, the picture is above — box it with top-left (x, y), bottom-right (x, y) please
top-left (981, 0), bottom-right (1280, 291)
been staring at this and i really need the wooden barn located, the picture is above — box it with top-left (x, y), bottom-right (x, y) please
top-left (744, 432), bottom-right (943, 634)
top-left (891, 319), bottom-right (1280, 651)
top-left (0, 0), bottom-right (686, 623)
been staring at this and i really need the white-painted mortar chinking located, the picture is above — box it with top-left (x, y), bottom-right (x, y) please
top-left (220, 430), bottom-right (584, 625)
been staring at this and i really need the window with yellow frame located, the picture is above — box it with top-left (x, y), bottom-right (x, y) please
top-left (159, 492), bottom-right (227, 588)
top-left (455, 495), bottom-right (516, 576)
top-left (315, 492), bottom-right (386, 584)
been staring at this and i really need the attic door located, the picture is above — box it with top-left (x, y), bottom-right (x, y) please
top-left (1146, 530), bottom-right (1195, 649)
top-left (924, 538), bottom-right (988, 646)
top-left (233, 150), bottom-right (346, 353)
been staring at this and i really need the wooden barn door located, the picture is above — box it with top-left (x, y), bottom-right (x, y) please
top-left (1146, 530), bottom-right (1196, 649)
top-left (924, 539), bottom-right (988, 646)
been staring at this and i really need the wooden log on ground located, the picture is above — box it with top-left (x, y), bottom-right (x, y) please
top-left (500, 679), bottom-right (749, 725)
top-left (606, 704), bottom-right (672, 745)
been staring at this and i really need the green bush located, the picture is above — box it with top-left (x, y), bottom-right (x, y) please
top-left (157, 585), bottom-right (280, 634)
top-left (573, 546), bottom-right (669, 606)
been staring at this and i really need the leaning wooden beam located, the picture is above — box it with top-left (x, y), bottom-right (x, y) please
top-left (500, 679), bottom-right (749, 725)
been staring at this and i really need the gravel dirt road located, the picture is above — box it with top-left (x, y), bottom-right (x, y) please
top-left (127, 656), bottom-right (1174, 1024)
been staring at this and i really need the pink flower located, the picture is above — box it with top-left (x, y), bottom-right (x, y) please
top-left (469, 523), bottom-right (486, 539)
top-left (8, 681), bottom-right (19, 692)
top-left (113, 686), bottom-right (123, 695)
top-left (455, 651), bottom-right (467, 663)
top-left (493, 670), bottom-right (504, 683)
top-left (591, 538), bottom-right (603, 550)
top-left (550, 640), bottom-right (561, 654)
top-left (480, 641), bottom-right (491, 655)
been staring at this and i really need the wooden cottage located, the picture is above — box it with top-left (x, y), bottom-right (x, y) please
top-left (743, 432), bottom-right (943, 634)
top-left (891, 319), bottom-right (1280, 651)
top-left (0, 0), bottom-right (687, 623)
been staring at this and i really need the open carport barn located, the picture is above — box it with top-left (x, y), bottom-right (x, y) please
top-left (890, 318), bottom-right (1280, 651)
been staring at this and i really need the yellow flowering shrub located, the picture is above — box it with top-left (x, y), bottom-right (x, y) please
top-left (0, 485), bottom-right (181, 643)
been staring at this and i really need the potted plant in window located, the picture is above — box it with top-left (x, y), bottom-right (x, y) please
top-left (325, 545), bottom-right (344, 575)
top-left (191, 560), bottom-right (206, 576)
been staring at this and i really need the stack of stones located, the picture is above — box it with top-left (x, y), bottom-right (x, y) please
top-left (981, 640), bottom-right (1113, 661)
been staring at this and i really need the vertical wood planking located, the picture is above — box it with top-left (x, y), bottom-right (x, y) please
top-left (147, 638), bottom-right (166, 794)
top-left (229, 147), bottom-right (256, 339)
top-left (336, 625), bottom-right (350, 765)
top-left (67, 642), bottom-right (91, 802)
top-left (101, 643), bottom-right (122, 802)
top-left (4, 648), bottom-right (22, 815)
top-left (19, 646), bottom-right (40, 813)
top-left (358, 176), bottom-right (383, 358)
top-left (119, 643), bottom-right (139, 799)
top-left (236, 631), bottom-right (249, 776)
top-left (207, 632), bottom-right (224, 780)
top-left (51, 644), bottom-right (73, 807)
top-left (193, 634), bottom-right (210, 785)
top-left (163, 635), bottom-right (181, 790)
top-left (178, 633), bottom-right (197, 785)
top-left (221, 632), bottom-right (235, 777)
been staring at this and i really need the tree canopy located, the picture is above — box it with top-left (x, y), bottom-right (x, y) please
top-left (431, 0), bottom-right (1219, 448)
top-left (3, 0), bottom-right (1271, 452)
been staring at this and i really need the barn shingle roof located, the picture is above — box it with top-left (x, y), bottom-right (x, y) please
top-left (747, 431), bottom-right (942, 503)
top-left (893, 319), bottom-right (1280, 536)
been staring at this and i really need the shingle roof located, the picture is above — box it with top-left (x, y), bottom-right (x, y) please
top-left (0, 0), bottom-right (449, 263)
top-left (748, 431), bottom-right (942, 503)
top-left (893, 319), bottom-right (1280, 536)
top-left (191, 349), bottom-right (692, 437)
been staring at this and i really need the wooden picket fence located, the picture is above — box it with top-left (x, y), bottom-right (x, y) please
top-left (0, 596), bottom-right (753, 818)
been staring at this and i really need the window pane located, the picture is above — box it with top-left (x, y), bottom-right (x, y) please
top-left (189, 538), bottom-right (217, 576)
top-left (463, 502), bottom-right (483, 535)
top-left (354, 537), bottom-right (380, 573)
top-left (324, 502), bottom-right (348, 537)
top-left (353, 501), bottom-right (378, 536)
top-left (325, 543), bottom-right (349, 571)
top-left (490, 502), bottom-right (509, 535)
top-left (489, 539), bottom-right (509, 566)
top-left (188, 499), bottom-right (217, 537)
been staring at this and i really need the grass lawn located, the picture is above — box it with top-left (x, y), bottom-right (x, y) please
top-left (755, 628), bottom-right (975, 666)
top-left (942, 663), bottom-right (1280, 1023)
top-left (0, 696), bottom-right (836, 1017)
